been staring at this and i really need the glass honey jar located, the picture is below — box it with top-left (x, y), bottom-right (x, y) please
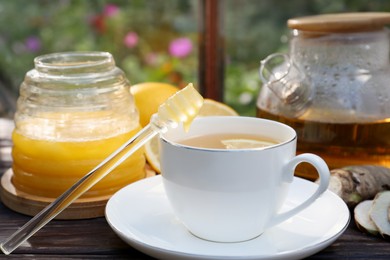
top-left (11, 52), bottom-right (145, 200)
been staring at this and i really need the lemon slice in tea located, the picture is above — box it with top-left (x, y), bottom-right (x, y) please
top-left (145, 99), bottom-right (238, 173)
top-left (221, 139), bottom-right (275, 149)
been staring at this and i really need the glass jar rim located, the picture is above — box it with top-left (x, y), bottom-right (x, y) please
top-left (34, 51), bottom-right (115, 73)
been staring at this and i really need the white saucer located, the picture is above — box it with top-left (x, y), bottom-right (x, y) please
top-left (105, 176), bottom-right (350, 260)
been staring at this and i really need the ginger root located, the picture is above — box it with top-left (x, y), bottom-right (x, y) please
top-left (369, 192), bottom-right (390, 239)
top-left (325, 165), bottom-right (390, 208)
top-left (354, 191), bottom-right (390, 239)
top-left (354, 200), bottom-right (379, 236)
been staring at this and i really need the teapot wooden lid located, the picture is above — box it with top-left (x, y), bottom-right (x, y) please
top-left (288, 12), bottom-right (390, 32)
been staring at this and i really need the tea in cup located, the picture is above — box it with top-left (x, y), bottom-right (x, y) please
top-left (160, 116), bottom-right (330, 243)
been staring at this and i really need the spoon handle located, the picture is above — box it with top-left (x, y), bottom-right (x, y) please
top-left (0, 124), bottom-right (158, 255)
top-left (0, 83), bottom-right (204, 255)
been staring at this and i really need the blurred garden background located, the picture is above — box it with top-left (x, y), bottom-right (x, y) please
top-left (1, 0), bottom-right (390, 118)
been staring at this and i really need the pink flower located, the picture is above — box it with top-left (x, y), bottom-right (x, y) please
top-left (145, 53), bottom-right (158, 65)
top-left (169, 38), bottom-right (193, 58)
top-left (25, 36), bottom-right (41, 52)
top-left (124, 32), bottom-right (139, 48)
top-left (104, 4), bottom-right (119, 17)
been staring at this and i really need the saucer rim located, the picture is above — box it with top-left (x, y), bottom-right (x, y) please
top-left (105, 176), bottom-right (350, 260)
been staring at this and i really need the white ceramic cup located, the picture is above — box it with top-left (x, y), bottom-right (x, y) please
top-left (160, 116), bottom-right (330, 243)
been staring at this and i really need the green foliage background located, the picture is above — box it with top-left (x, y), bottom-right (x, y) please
top-left (223, 0), bottom-right (390, 115)
top-left (1, 0), bottom-right (390, 117)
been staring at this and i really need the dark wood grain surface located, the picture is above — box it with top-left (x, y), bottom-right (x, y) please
top-left (1, 163), bottom-right (389, 259)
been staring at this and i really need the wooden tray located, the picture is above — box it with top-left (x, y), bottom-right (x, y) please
top-left (0, 167), bottom-right (156, 220)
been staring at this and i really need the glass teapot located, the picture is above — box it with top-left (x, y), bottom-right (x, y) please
top-left (257, 13), bottom-right (390, 179)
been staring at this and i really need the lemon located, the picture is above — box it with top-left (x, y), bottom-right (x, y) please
top-left (131, 82), bottom-right (179, 127)
top-left (221, 139), bottom-right (274, 149)
top-left (145, 99), bottom-right (238, 173)
top-left (144, 135), bottom-right (161, 173)
top-left (198, 99), bottom-right (239, 116)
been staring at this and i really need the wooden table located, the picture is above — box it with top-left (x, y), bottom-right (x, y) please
top-left (0, 162), bottom-right (389, 259)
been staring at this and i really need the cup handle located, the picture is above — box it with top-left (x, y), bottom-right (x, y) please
top-left (268, 153), bottom-right (330, 227)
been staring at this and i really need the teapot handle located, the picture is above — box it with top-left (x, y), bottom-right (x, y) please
top-left (259, 53), bottom-right (312, 117)
top-left (259, 53), bottom-right (291, 84)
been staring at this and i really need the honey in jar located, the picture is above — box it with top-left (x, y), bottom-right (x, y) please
top-left (11, 52), bottom-right (145, 199)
